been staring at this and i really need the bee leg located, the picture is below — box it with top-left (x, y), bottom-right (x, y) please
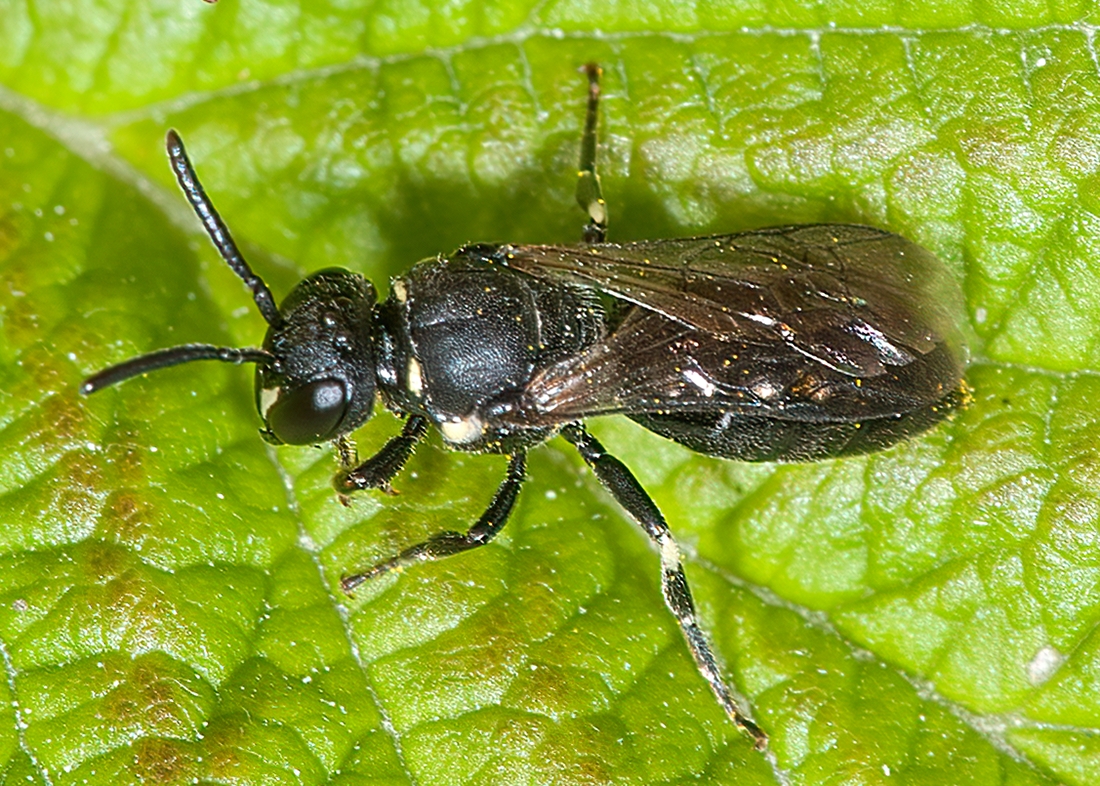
top-left (576, 63), bottom-right (608, 244)
top-left (337, 415), bottom-right (429, 493)
top-left (560, 423), bottom-right (768, 750)
top-left (341, 451), bottom-right (527, 593)
top-left (335, 435), bottom-right (358, 468)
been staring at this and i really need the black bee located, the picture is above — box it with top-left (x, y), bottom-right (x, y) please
top-left (82, 64), bottom-right (968, 750)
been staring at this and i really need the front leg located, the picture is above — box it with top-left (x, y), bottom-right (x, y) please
top-left (341, 451), bottom-right (528, 593)
top-left (337, 415), bottom-right (429, 493)
top-left (560, 423), bottom-right (767, 750)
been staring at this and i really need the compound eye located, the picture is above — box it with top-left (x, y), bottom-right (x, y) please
top-left (265, 378), bottom-right (348, 445)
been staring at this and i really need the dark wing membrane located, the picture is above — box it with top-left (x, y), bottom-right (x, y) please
top-left (514, 306), bottom-right (963, 425)
top-left (496, 224), bottom-right (966, 380)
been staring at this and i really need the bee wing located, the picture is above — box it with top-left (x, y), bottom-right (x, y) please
top-left (516, 309), bottom-right (778, 421)
top-left (498, 224), bottom-right (965, 380)
top-left (515, 306), bottom-right (961, 424)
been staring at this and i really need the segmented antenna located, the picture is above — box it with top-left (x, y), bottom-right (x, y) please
top-left (81, 345), bottom-right (272, 395)
top-left (80, 131), bottom-right (281, 396)
top-left (165, 129), bottom-right (281, 327)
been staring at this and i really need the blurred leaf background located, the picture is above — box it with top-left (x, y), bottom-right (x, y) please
top-left (1, 1), bottom-right (1099, 784)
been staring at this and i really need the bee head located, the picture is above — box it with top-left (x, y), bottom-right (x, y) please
top-left (255, 269), bottom-right (378, 446)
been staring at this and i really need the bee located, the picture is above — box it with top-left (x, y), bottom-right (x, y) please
top-left (83, 64), bottom-right (968, 749)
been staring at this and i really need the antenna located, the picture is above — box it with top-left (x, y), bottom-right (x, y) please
top-left (81, 131), bottom-right (281, 396)
top-left (165, 129), bottom-right (281, 327)
top-left (81, 345), bottom-right (273, 395)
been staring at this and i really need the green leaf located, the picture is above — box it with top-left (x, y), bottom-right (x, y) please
top-left (2, 2), bottom-right (1099, 785)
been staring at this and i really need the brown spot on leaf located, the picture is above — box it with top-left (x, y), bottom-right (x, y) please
top-left (100, 679), bottom-right (142, 725)
top-left (565, 757), bottom-right (615, 786)
top-left (105, 569), bottom-right (160, 616)
top-left (204, 715), bottom-right (247, 777)
top-left (130, 660), bottom-right (179, 724)
top-left (1, 268), bottom-right (41, 350)
top-left (131, 737), bottom-right (197, 785)
top-left (99, 656), bottom-right (195, 738)
top-left (43, 452), bottom-right (103, 531)
top-left (38, 391), bottom-right (86, 444)
top-left (20, 344), bottom-right (68, 395)
top-left (60, 448), bottom-right (102, 490)
top-left (103, 429), bottom-right (146, 485)
top-left (0, 211), bottom-right (20, 257)
top-left (516, 661), bottom-right (569, 701)
top-left (100, 490), bottom-right (155, 547)
top-left (79, 540), bottom-right (129, 583)
top-left (436, 606), bottom-right (523, 677)
top-left (536, 718), bottom-right (629, 786)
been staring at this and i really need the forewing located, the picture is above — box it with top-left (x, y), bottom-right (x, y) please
top-left (516, 306), bottom-right (961, 425)
top-left (515, 310), bottom-right (770, 421)
top-left (498, 224), bottom-right (966, 380)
